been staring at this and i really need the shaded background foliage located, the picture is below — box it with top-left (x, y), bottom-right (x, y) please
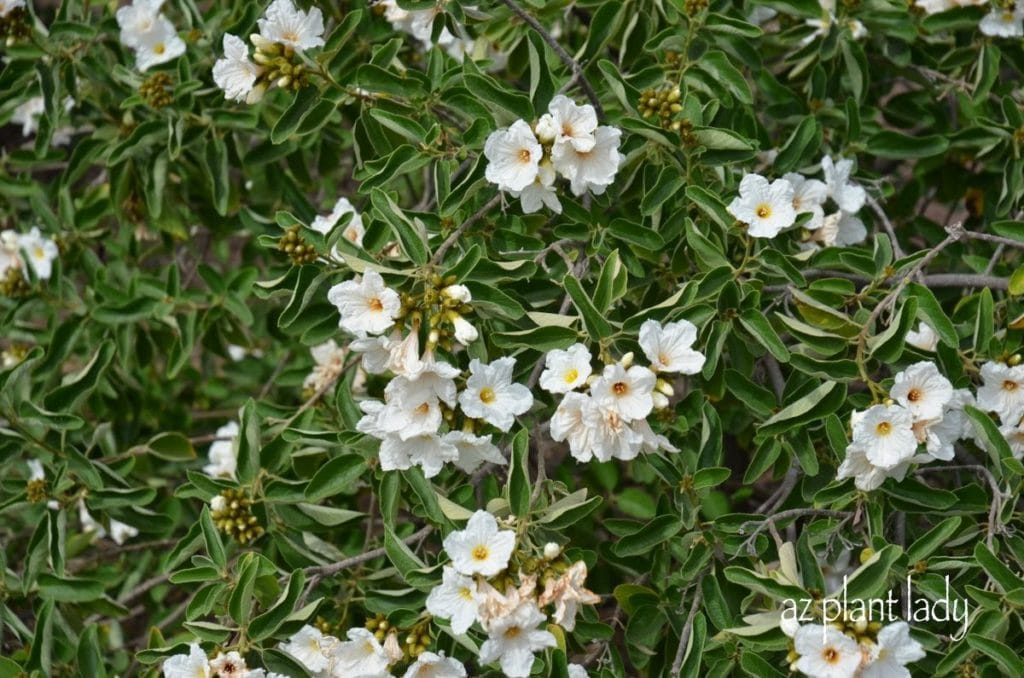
top-left (1, 0), bottom-right (1024, 676)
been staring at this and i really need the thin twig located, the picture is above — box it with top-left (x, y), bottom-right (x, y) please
top-left (739, 509), bottom-right (852, 556)
top-left (669, 585), bottom-right (704, 678)
top-left (868, 196), bottom-right (907, 260)
top-left (915, 464), bottom-right (1007, 548)
top-left (430, 194), bottom-right (501, 265)
top-left (302, 526), bottom-right (434, 577)
top-left (497, 0), bottom-right (605, 117)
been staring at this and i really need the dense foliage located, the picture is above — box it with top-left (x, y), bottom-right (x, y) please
top-left (2, 0), bottom-right (1024, 676)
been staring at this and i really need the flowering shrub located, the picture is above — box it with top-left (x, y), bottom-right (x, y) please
top-left (2, 0), bottom-right (1024, 676)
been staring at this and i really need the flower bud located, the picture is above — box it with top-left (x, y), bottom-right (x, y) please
top-left (543, 542), bottom-right (561, 560)
top-left (652, 391), bottom-right (670, 410)
top-left (442, 284), bottom-right (472, 304)
top-left (534, 113), bottom-right (558, 144)
top-left (210, 495), bottom-right (227, 513)
top-left (655, 378), bottom-right (674, 396)
top-left (620, 351), bottom-right (634, 368)
top-left (448, 312), bottom-right (479, 344)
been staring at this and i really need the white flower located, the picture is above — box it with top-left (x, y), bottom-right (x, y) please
top-left (837, 442), bottom-right (913, 491)
top-left (450, 313), bottom-right (479, 344)
top-left (443, 431), bottom-right (506, 474)
top-left (889, 361), bottom-right (953, 422)
top-left (1002, 419), bottom-right (1024, 460)
top-left (0, 230), bottom-right (24, 274)
top-left (726, 174), bottom-right (797, 238)
top-left (324, 627), bottom-right (391, 678)
top-left (914, 0), bottom-right (954, 14)
top-left (351, 333), bottom-right (395, 374)
top-left (132, 16), bottom-right (186, 72)
top-left (859, 622), bottom-right (926, 678)
top-left (203, 421), bottom-right (240, 479)
top-left (511, 161), bottom-right (562, 214)
top-left (327, 270), bottom-right (402, 336)
top-left (913, 388), bottom-right (974, 463)
top-left (567, 665), bottom-right (590, 678)
top-left (554, 126), bottom-right (625, 197)
top-left (311, 197), bottom-right (365, 248)
top-left (162, 643), bottom-right (211, 678)
top-left (851, 405), bottom-right (918, 470)
top-left (980, 7), bottom-right (1024, 37)
top-left (458, 357), bottom-right (534, 431)
top-left (537, 560), bottom-right (600, 631)
top-left (403, 651), bottom-right (467, 678)
top-left (110, 519), bottom-right (138, 545)
top-left (783, 172), bottom-right (828, 230)
top-left (821, 156), bottom-right (866, 214)
top-left (793, 624), bottom-right (862, 678)
top-left (550, 392), bottom-right (598, 462)
top-left (905, 322), bottom-right (938, 352)
top-left (79, 500), bottom-right (106, 539)
top-left (258, 0), bottom-right (325, 50)
top-left (539, 343), bottom-right (593, 394)
top-left (28, 459), bottom-right (45, 481)
top-left (280, 625), bottom-right (332, 674)
top-left (209, 651), bottom-right (248, 677)
top-left (634, 418), bottom-right (680, 454)
top-left (379, 433), bottom-right (458, 478)
top-left (590, 363), bottom-right (656, 421)
top-left (11, 98), bottom-right (45, 137)
top-left (213, 34), bottom-right (263, 104)
top-left (18, 228), bottom-right (59, 281)
top-left (639, 319), bottom-right (705, 374)
top-left (426, 566), bottom-right (481, 635)
top-left (303, 339), bottom-right (347, 392)
top-left (442, 284), bottom-right (472, 303)
top-left (585, 401), bottom-right (645, 461)
top-left (977, 361), bottom-right (1024, 425)
top-left (484, 120), bottom-right (543, 192)
top-left (115, 0), bottom-right (164, 47)
top-left (0, 0), bottom-right (26, 18)
top-left (442, 510), bottom-right (516, 577)
top-left (477, 600), bottom-right (557, 678)
top-left (808, 210), bottom-right (867, 248)
top-left (541, 95), bottom-right (598, 152)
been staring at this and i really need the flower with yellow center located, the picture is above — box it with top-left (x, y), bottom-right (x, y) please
top-left (851, 404), bottom-right (917, 470)
top-left (442, 510), bottom-right (516, 577)
top-left (539, 344), bottom-right (593, 394)
top-left (426, 566), bottom-right (481, 634)
top-left (726, 173), bottom-right (797, 238)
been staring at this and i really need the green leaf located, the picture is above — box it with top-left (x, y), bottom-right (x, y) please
top-left (965, 406), bottom-right (1013, 476)
top-left (563, 273), bottom-right (613, 340)
top-left (236, 399), bottom-right (262, 485)
top-left (612, 515), bottom-right (683, 557)
top-left (304, 455), bottom-right (367, 501)
top-left (228, 553), bottom-right (260, 627)
top-left (271, 87), bottom-right (321, 144)
top-left (966, 635), bottom-right (1024, 676)
top-left (906, 283), bottom-right (958, 348)
top-left (37, 574), bottom-right (105, 602)
top-left (146, 432), bottom-right (196, 461)
top-left (738, 311), bottom-right (790, 362)
top-left (384, 525), bottom-right (428, 585)
top-left (758, 382), bottom-right (844, 438)
top-left (867, 131), bottom-right (949, 158)
top-left (43, 340), bottom-right (115, 411)
top-left (370, 188), bottom-right (429, 265)
top-left (723, 566), bottom-right (808, 602)
top-left (201, 506), bottom-right (227, 571)
top-left (249, 569), bottom-right (306, 641)
top-left (973, 542), bottom-right (1024, 593)
top-left (508, 427), bottom-right (530, 517)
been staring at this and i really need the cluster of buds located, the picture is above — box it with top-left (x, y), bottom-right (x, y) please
top-left (25, 477), bottom-right (47, 503)
top-left (2, 343), bottom-right (29, 368)
top-left (210, 489), bottom-right (265, 544)
top-left (684, 0), bottom-right (709, 15)
top-left (0, 7), bottom-right (30, 45)
top-left (252, 38), bottom-right (310, 93)
top-left (139, 72), bottom-right (174, 108)
top-left (517, 542), bottom-right (572, 585)
top-left (278, 224), bottom-right (319, 265)
top-left (396, 276), bottom-right (478, 350)
top-left (364, 614), bottom-right (432, 660)
top-left (637, 84), bottom-right (682, 131)
top-left (314, 615), bottom-right (343, 637)
top-left (0, 268), bottom-right (30, 298)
